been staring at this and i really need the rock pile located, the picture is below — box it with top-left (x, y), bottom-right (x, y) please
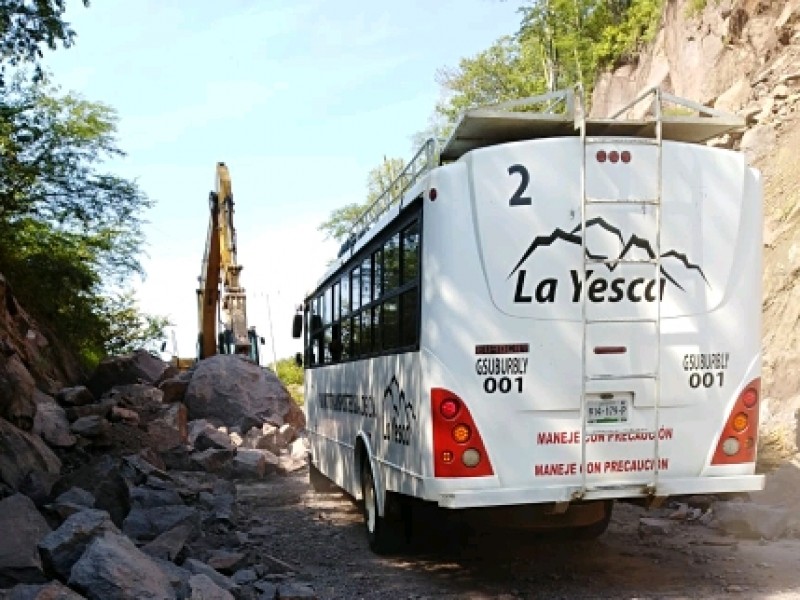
top-left (0, 345), bottom-right (314, 600)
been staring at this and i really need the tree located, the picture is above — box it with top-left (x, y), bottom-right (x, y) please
top-left (318, 156), bottom-right (406, 244)
top-left (0, 78), bottom-right (162, 364)
top-left (0, 0), bottom-right (90, 85)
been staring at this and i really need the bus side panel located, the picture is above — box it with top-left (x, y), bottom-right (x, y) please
top-left (305, 354), bottom-right (426, 499)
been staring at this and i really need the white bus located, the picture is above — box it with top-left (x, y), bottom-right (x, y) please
top-left (293, 88), bottom-right (764, 553)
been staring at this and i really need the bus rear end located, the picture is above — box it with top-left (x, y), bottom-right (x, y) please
top-left (419, 134), bottom-right (763, 518)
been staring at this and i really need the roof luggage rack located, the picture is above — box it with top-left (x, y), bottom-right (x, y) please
top-left (439, 85), bottom-right (746, 162)
top-left (338, 138), bottom-right (437, 258)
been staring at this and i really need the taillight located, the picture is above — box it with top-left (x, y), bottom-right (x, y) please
top-left (432, 388), bottom-right (493, 477)
top-left (711, 378), bottom-right (760, 465)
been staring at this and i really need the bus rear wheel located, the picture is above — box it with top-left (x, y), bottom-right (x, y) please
top-left (361, 460), bottom-right (402, 554)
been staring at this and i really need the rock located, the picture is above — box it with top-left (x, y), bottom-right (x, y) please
top-left (638, 517), bottom-right (675, 536)
top-left (712, 500), bottom-right (790, 540)
top-left (38, 509), bottom-right (119, 580)
top-left (4, 580), bottom-right (86, 599)
top-left (150, 557), bottom-right (191, 599)
top-left (195, 427), bottom-right (235, 452)
top-left (226, 449), bottom-right (268, 479)
top-left (185, 355), bottom-right (305, 431)
top-left (0, 494), bottom-right (50, 586)
top-left (68, 531), bottom-right (177, 600)
top-left (120, 452), bottom-right (169, 485)
top-left (110, 406), bottom-right (140, 426)
top-left (277, 582), bottom-right (317, 599)
top-left (0, 354), bottom-right (36, 431)
top-left (773, 83), bottom-right (790, 99)
top-left (188, 574), bottom-right (235, 600)
top-left (206, 550), bottom-right (246, 575)
top-left (122, 505), bottom-right (199, 543)
top-left (0, 417), bottom-right (61, 497)
top-left (188, 419), bottom-right (215, 445)
top-left (199, 479), bottom-right (237, 524)
top-left (277, 424), bottom-right (297, 447)
top-left (244, 423), bottom-right (280, 453)
top-left (141, 521), bottom-right (196, 562)
top-left (47, 487), bottom-right (96, 520)
top-left (231, 568), bottom-right (258, 586)
top-left (159, 377), bottom-right (190, 404)
top-left (70, 415), bottom-right (111, 439)
top-left (182, 558), bottom-right (237, 593)
top-left (130, 485), bottom-right (184, 509)
top-left (147, 403), bottom-right (188, 453)
top-left (50, 456), bottom-right (130, 528)
top-left (256, 582), bottom-right (279, 599)
top-left (31, 390), bottom-right (75, 448)
top-left (86, 349), bottom-right (172, 399)
top-left (64, 401), bottom-right (113, 423)
top-left (56, 386), bottom-right (94, 407)
top-left (190, 448), bottom-right (236, 473)
top-left (715, 80), bottom-right (752, 112)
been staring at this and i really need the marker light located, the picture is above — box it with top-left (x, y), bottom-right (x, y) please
top-left (732, 412), bottom-right (749, 433)
top-left (462, 449), bottom-right (481, 468)
top-left (621, 150), bottom-right (632, 163)
top-left (609, 150), bottom-right (620, 163)
top-left (742, 388), bottom-right (758, 408)
top-left (442, 450), bottom-right (454, 464)
top-left (596, 150), bottom-right (607, 163)
top-left (452, 424), bottom-right (471, 444)
top-left (722, 437), bottom-right (740, 456)
top-left (440, 398), bottom-right (460, 420)
top-left (429, 188), bottom-right (438, 201)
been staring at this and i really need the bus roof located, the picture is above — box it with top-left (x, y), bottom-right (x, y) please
top-left (440, 87), bottom-right (745, 162)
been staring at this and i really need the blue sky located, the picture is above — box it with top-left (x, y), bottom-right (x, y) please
top-left (43, 0), bottom-right (523, 363)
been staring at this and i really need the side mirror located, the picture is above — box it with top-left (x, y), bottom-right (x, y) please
top-left (160, 341), bottom-right (167, 352)
top-left (294, 352), bottom-right (303, 367)
top-left (292, 314), bottom-right (303, 338)
top-left (260, 337), bottom-right (265, 344)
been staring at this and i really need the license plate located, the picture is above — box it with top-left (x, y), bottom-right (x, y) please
top-left (586, 396), bottom-right (629, 424)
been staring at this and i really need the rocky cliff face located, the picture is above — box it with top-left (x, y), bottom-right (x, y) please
top-left (591, 0), bottom-right (800, 429)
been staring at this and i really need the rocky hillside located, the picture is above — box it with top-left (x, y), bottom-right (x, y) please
top-left (591, 0), bottom-right (800, 430)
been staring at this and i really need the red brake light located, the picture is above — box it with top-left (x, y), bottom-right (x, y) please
top-left (440, 398), bottom-right (460, 419)
top-left (711, 378), bottom-right (760, 465)
top-left (431, 388), bottom-right (493, 477)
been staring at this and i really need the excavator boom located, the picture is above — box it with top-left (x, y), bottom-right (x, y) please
top-left (196, 162), bottom-right (260, 362)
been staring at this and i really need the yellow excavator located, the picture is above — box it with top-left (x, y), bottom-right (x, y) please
top-left (196, 162), bottom-right (262, 363)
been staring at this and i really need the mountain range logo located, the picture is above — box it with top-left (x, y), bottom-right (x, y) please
top-left (508, 217), bottom-right (709, 292)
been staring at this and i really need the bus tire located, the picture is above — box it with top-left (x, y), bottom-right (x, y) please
top-left (309, 461), bottom-right (335, 493)
top-left (565, 500), bottom-right (613, 540)
top-left (361, 460), bottom-right (400, 554)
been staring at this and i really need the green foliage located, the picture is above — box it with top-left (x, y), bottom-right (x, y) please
top-left (274, 356), bottom-right (304, 406)
top-left (102, 291), bottom-right (170, 356)
top-left (0, 79), bottom-right (164, 366)
top-left (318, 156), bottom-right (406, 243)
top-left (0, 0), bottom-right (90, 85)
top-left (435, 36), bottom-right (546, 122)
top-left (275, 356), bottom-right (303, 386)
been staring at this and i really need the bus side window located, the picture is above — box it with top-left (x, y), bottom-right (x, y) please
top-left (330, 323), bottom-right (343, 362)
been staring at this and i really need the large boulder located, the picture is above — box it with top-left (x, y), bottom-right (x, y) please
top-left (38, 509), bottom-right (120, 580)
top-left (86, 350), bottom-right (172, 399)
top-left (31, 390), bottom-right (75, 448)
top-left (0, 417), bottom-right (61, 498)
top-left (0, 353), bottom-right (36, 431)
top-left (50, 456), bottom-right (130, 527)
top-left (68, 531), bottom-right (177, 600)
top-left (184, 355), bottom-right (305, 431)
top-left (0, 494), bottom-right (51, 586)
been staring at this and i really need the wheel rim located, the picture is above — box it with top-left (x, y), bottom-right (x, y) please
top-left (364, 471), bottom-right (376, 533)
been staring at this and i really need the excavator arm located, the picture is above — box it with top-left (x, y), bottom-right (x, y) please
top-left (196, 162), bottom-right (259, 361)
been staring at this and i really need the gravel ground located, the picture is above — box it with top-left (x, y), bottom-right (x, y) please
top-left (234, 470), bottom-right (800, 599)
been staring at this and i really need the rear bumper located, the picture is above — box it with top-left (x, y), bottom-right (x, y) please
top-left (424, 475), bottom-right (765, 509)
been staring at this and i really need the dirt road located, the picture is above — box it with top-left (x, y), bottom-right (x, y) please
top-left (236, 471), bottom-right (800, 599)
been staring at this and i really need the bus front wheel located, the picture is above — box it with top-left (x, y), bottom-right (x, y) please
top-left (361, 460), bottom-right (401, 554)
